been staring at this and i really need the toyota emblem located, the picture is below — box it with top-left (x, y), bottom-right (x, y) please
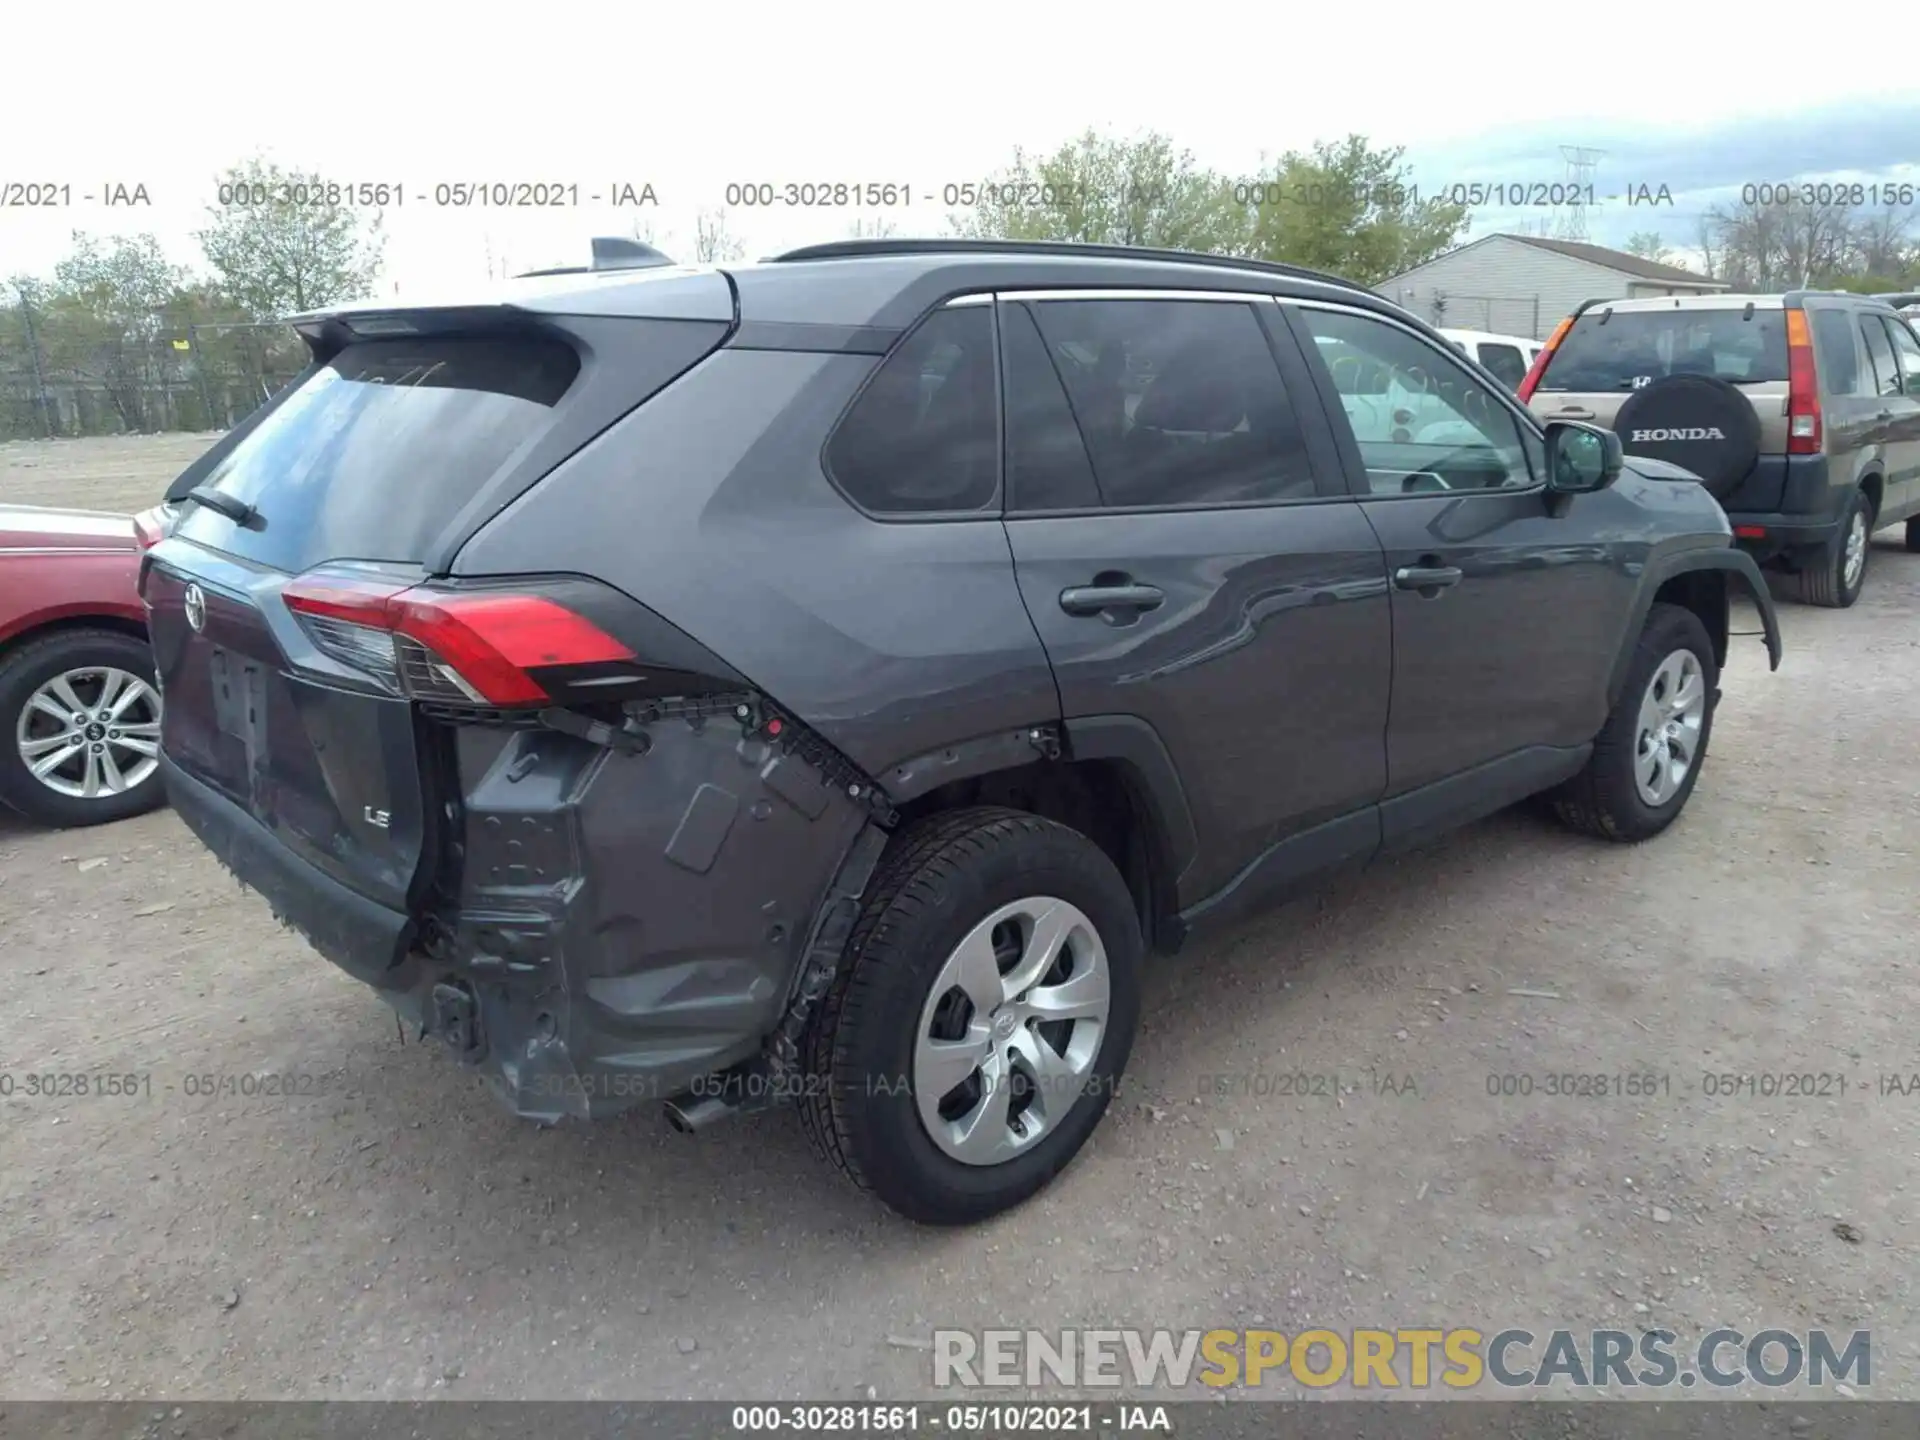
top-left (183, 583), bottom-right (207, 633)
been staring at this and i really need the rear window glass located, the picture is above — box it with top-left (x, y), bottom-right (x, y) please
top-left (176, 335), bottom-right (581, 571)
top-left (1538, 310), bottom-right (1788, 392)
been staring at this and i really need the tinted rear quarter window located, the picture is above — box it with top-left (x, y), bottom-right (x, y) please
top-left (825, 306), bottom-right (999, 516)
top-left (176, 335), bottom-right (581, 572)
top-left (1811, 309), bottom-right (1864, 395)
top-left (1540, 310), bottom-right (1788, 392)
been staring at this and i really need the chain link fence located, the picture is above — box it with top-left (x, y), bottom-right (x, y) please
top-left (1, 303), bottom-right (304, 441)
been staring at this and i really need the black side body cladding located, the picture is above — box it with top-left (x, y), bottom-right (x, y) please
top-left (1606, 548), bottom-right (1783, 709)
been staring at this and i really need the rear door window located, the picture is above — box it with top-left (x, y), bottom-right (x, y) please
top-left (825, 305), bottom-right (999, 516)
top-left (1861, 316), bottom-right (1901, 398)
top-left (1877, 316), bottom-right (1920, 397)
top-left (175, 335), bottom-right (581, 572)
top-left (1023, 297), bottom-right (1318, 508)
top-left (999, 302), bottom-right (1102, 511)
top-left (1538, 310), bottom-right (1788, 392)
top-left (1476, 342), bottom-right (1527, 388)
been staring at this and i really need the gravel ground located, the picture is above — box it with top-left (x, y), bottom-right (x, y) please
top-left (2, 436), bottom-right (1917, 1403)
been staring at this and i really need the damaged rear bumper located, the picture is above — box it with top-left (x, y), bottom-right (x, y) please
top-left (162, 704), bottom-right (877, 1123)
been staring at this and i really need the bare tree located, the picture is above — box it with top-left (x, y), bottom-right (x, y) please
top-left (1694, 216), bottom-right (1720, 280)
top-left (846, 215), bottom-right (898, 240)
top-left (693, 210), bottom-right (746, 264)
top-left (1701, 191), bottom-right (1916, 290)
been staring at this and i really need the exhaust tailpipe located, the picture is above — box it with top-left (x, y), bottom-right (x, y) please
top-left (663, 1092), bottom-right (738, 1134)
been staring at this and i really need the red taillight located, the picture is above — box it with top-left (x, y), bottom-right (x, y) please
top-left (283, 572), bottom-right (633, 708)
top-left (1785, 309), bottom-right (1821, 456)
top-left (1734, 525), bottom-right (1767, 539)
top-left (1516, 316), bottom-right (1573, 403)
top-left (132, 505), bottom-right (169, 552)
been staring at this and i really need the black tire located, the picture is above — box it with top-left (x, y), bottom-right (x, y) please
top-left (1799, 487), bottom-right (1871, 608)
top-left (1551, 603), bottom-right (1718, 844)
top-left (0, 628), bottom-right (165, 829)
top-left (797, 807), bottom-right (1142, 1225)
top-left (1905, 516), bottom-right (1920, 554)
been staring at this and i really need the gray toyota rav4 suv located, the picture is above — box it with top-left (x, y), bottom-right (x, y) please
top-left (143, 238), bottom-right (1782, 1224)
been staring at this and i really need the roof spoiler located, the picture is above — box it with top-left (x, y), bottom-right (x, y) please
top-left (515, 236), bottom-right (676, 279)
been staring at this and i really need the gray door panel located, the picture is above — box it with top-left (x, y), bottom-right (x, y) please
top-left (1006, 506), bottom-right (1390, 906)
top-left (1359, 489), bottom-right (1642, 794)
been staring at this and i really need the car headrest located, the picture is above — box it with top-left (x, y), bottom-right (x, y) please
top-left (1132, 343), bottom-right (1246, 434)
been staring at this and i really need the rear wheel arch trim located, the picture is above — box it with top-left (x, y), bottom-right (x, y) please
top-left (1606, 550), bottom-right (1781, 710)
top-left (1061, 714), bottom-right (1200, 895)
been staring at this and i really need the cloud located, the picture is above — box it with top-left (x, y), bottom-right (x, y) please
top-left (1407, 101), bottom-right (1920, 249)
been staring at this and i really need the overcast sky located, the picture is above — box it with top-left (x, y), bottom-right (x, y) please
top-left (6, 0), bottom-right (1917, 295)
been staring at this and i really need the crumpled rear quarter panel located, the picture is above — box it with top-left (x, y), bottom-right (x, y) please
top-left (430, 711), bottom-right (870, 1121)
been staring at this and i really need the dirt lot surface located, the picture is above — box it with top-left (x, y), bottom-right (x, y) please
top-left (2, 436), bottom-right (1917, 1403)
top-left (0, 433), bottom-right (217, 515)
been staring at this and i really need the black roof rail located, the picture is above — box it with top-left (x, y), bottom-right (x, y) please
top-left (767, 238), bottom-right (1366, 295)
top-left (1872, 290), bottom-right (1920, 309)
top-left (516, 236), bottom-right (676, 279)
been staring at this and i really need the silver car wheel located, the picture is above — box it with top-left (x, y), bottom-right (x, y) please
top-left (913, 896), bottom-right (1111, 1167)
top-left (1633, 648), bottom-right (1706, 808)
top-left (1842, 509), bottom-right (1868, 592)
top-left (15, 666), bottom-right (162, 801)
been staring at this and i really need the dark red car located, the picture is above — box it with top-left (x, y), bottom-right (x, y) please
top-left (0, 503), bottom-right (168, 827)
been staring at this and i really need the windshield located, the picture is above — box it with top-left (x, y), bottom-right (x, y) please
top-left (1539, 310), bottom-right (1788, 392)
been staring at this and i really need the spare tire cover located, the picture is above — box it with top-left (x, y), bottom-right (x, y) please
top-left (1611, 375), bottom-right (1762, 498)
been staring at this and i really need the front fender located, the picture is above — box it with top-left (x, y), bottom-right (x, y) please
top-left (1606, 546), bottom-right (1783, 708)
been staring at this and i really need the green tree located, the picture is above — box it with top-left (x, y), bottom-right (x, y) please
top-left (196, 156), bottom-right (386, 319)
top-left (1238, 136), bottom-right (1469, 286)
top-left (43, 232), bottom-right (194, 431)
top-left (955, 130), bottom-right (1247, 252)
top-left (1624, 231), bottom-right (1672, 265)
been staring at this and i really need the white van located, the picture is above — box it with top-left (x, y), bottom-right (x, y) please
top-left (1437, 328), bottom-right (1544, 390)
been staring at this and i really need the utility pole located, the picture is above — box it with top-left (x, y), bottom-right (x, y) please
top-left (1559, 146), bottom-right (1605, 243)
top-left (13, 281), bottom-right (56, 438)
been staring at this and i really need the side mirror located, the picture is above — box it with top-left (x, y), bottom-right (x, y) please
top-left (1544, 420), bottom-right (1622, 496)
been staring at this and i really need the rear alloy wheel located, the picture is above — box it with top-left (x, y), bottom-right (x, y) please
top-left (1801, 489), bottom-right (1871, 608)
top-left (0, 629), bottom-right (165, 828)
top-left (912, 896), bottom-right (1112, 1167)
top-left (799, 807), bottom-right (1141, 1225)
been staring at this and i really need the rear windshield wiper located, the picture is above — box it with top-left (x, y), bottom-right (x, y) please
top-left (180, 485), bottom-right (258, 527)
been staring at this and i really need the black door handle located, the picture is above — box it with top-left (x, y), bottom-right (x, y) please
top-left (1393, 564), bottom-right (1464, 593)
top-left (1059, 583), bottom-right (1165, 617)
